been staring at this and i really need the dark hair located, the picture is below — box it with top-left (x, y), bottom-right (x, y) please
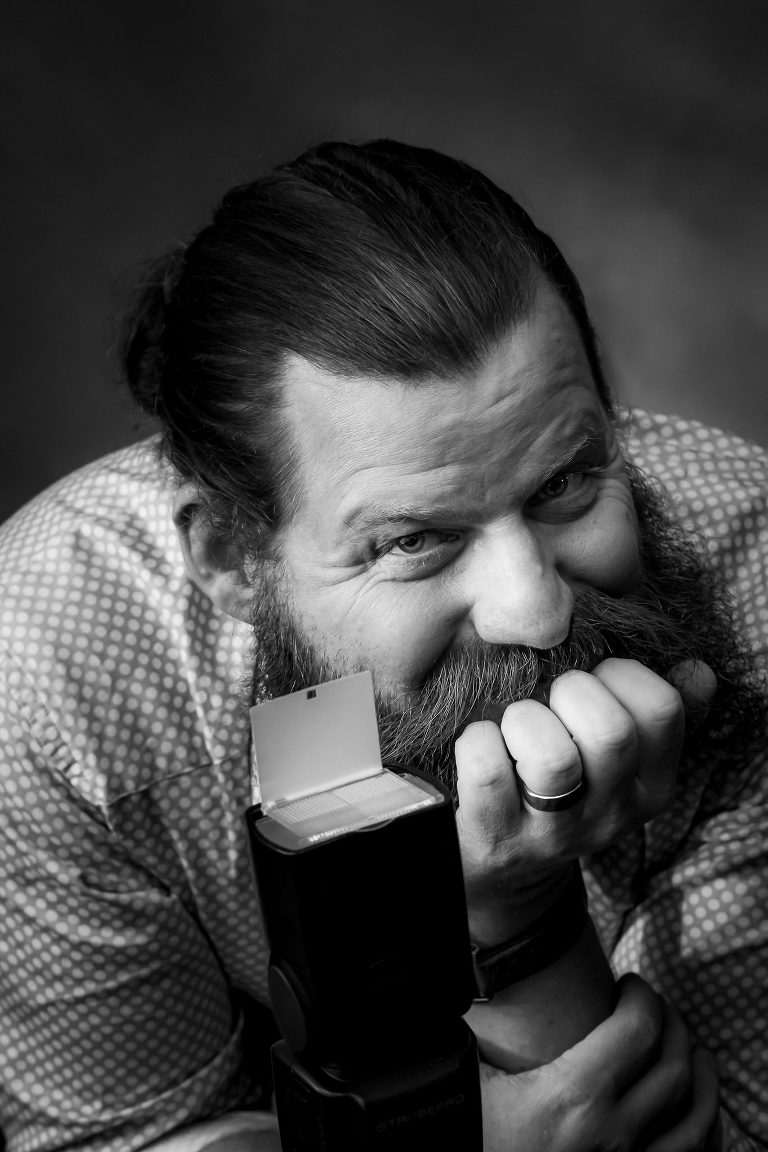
top-left (121, 138), bottom-right (608, 551)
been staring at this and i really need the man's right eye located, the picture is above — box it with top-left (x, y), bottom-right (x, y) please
top-left (379, 530), bottom-right (462, 571)
top-left (392, 532), bottom-right (432, 555)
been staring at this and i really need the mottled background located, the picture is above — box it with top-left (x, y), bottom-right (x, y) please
top-left (3, 0), bottom-right (767, 522)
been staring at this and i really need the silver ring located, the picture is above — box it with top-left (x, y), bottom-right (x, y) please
top-left (519, 777), bottom-right (585, 812)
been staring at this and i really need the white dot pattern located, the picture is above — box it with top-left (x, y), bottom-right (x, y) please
top-left (0, 443), bottom-right (267, 1151)
top-left (584, 409), bottom-right (768, 1152)
top-left (0, 411), bottom-right (766, 1150)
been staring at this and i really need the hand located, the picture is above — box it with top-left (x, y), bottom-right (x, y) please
top-left (455, 658), bottom-right (716, 942)
top-left (480, 974), bottom-right (721, 1152)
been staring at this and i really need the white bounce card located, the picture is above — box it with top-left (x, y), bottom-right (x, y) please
top-left (249, 671), bottom-right (440, 845)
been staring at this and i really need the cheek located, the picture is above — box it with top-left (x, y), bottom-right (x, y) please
top-left (288, 577), bottom-right (454, 690)
top-left (380, 603), bottom-right (458, 687)
top-left (360, 593), bottom-right (460, 692)
top-left (569, 495), bottom-right (643, 594)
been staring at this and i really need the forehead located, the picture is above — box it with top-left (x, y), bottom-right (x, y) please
top-left (280, 286), bottom-right (607, 532)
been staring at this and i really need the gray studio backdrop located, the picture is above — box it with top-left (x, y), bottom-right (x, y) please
top-left (3, 0), bottom-right (767, 523)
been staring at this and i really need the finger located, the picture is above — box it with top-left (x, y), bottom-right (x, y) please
top-left (478, 1061), bottom-right (551, 1152)
top-left (499, 699), bottom-right (583, 808)
top-left (619, 1000), bottom-right (693, 1139)
top-left (455, 721), bottom-right (520, 844)
top-left (555, 974), bottom-right (665, 1099)
top-left (547, 669), bottom-right (639, 799)
top-left (666, 660), bottom-right (718, 733)
top-left (590, 659), bottom-right (684, 807)
top-left (644, 1048), bottom-right (720, 1152)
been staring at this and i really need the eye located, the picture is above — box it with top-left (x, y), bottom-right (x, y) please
top-left (389, 530), bottom-right (455, 556)
top-left (393, 533), bottom-right (427, 554)
top-left (527, 468), bottom-right (601, 518)
top-left (537, 473), bottom-right (572, 500)
top-left (378, 529), bottom-right (462, 575)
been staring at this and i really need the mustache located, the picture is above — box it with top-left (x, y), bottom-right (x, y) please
top-left (249, 459), bottom-right (765, 794)
top-left (375, 581), bottom-right (708, 774)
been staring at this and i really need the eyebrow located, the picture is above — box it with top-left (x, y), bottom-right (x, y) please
top-left (342, 423), bottom-right (609, 538)
top-left (542, 424), bottom-right (609, 477)
top-left (343, 501), bottom-right (458, 536)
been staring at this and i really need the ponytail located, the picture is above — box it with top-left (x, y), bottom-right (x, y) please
top-left (120, 250), bottom-right (185, 420)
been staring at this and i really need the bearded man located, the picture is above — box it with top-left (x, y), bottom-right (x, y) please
top-left (0, 139), bottom-right (766, 1152)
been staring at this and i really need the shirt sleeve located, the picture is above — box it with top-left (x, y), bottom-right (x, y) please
top-left (0, 653), bottom-right (261, 1152)
top-left (610, 750), bottom-right (768, 1151)
top-left (614, 410), bottom-right (768, 1147)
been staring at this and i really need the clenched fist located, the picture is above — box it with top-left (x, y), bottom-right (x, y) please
top-left (455, 658), bottom-right (717, 945)
top-left (480, 975), bottom-right (721, 1152)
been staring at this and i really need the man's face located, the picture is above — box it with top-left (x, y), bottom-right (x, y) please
top-left (269, 284), bottom-right (642, 711)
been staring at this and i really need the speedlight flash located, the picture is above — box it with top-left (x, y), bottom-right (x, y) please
top-left (245, 671), bottom-right (481, 1150)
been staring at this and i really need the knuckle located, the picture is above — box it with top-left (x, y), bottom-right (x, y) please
top-left (587, 714), bottom-right (636, 759)
top-left (465, 756), bottom-right (509, 789)
top-left (518, 749), bottom-right (581, 789)
top-left (455, 729), bottom-right (508, 782)
top-left (550, 1059), bottom-right (600, 1130)
top-left (648, 683), bottom-right (685, 729)
top-left (554, 1057), bottom-right (634, 1152)
top-left (629, 1005), bottom-right (664, 1063)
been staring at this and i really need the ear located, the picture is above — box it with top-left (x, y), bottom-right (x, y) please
top-left (173, 483), bottom-right (256, 623)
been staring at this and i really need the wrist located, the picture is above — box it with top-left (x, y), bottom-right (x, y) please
top-left (468, 916), bottom-right (615, 1071)
top-left (470, 864), bottom-right (588, 1001)
top-left (467, 863), bottom-right (574, 950)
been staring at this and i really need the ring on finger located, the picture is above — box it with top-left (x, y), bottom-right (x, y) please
top-left (519, 776), bottom-right (586, 812)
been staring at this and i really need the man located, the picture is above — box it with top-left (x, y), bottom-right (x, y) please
top-left (0, 139), bottom-right (766, 1151)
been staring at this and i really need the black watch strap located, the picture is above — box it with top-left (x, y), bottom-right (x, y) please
top-left (471, 866), bottom-right (589, 1001)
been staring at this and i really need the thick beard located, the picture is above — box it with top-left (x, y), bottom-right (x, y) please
top-left (249, 465), bottom-right (766, 792)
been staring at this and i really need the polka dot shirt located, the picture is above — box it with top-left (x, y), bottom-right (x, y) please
top-left (0, 411), bottom-right (766, 1151)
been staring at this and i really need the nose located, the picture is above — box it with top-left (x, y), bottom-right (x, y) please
top-left (464, 520), bottom-right (574, 649)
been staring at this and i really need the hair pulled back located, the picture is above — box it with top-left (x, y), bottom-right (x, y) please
top-left (121, 138), bottom-right (607, 552)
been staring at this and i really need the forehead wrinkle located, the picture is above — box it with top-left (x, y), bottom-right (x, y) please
top-left (464, 367), bottom-right (603, 465)
top-left (339, 456), bottom-right (476, 532)
top-left (339, 407), bottom-right (604, 538)
top-left (440, 342), bottom-right (600, 478)
top-left (281, 284), bottom-right (607, 540)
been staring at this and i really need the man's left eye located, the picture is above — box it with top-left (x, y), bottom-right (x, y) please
top-left (529, 470), bottom-right (596, 508)
top-left (538, 473), bottom-right (572, 500)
